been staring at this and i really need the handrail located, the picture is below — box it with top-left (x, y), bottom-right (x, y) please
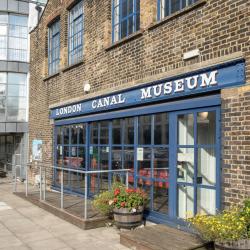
top-left (15, 162), bottom-right (131, 220)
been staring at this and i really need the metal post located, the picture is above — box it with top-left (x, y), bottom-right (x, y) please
top-left (13, 164), bottom-right (17, 193)
top-left (126, 171), bottom-right (129, 188)
top-left (84, 173), bottom-right (88, 220)
top-left (43, 167), bottom-right (46, 201)
top-left (25, 164), bottom-right (28, 197)
top-left (39, 165), bottom-right (42, 201)
top-left (61, 170), bottom-right (64, 209)
top-left (4, 163), bottom-right (6, 172)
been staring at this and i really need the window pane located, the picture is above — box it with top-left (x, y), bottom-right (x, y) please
top-left (0, 109), bottom-right (5, 121)
top-left (154, 113), bottom-right (169, 145)
top-left (137, 147), bottom-right (151, 177)
top-left (177, 148), bottom-right (194, 183)
top-left (178, 113), bottom-right (194, 145)
top-left (0, 85), bottom-right (5, 95)
top-left (138, 115), bottom-right (151, 145)
top-left (0, 14), bottom-right (8, 24)
top-left (153, 181), bottom-right (168, 214)
top-left (100, 146), bottom-right (109, 170)
top-left (6, 109), bottom-right (26, 121)
top-left (112, 119), bottom-right (122, 144)
top-left (0, 25), bottom-right (7, 35)
top-left (90, 122), bottom-right (98, 144)
top-left (63, 127), bottom-right (70, 144)
top-left (198, 148), bottom-right (216, 186)
top-left (124, 117), bottom-right (134, 144)
top-left (113, 0), bottom-right (140, 42)
top-left (0, 49), bottom-right (7, 60)
top-left (71, 125), bottom-right (78, 144)
top-left (178, 185), bottom-right (194, 219)
top-left (90, 146), bottom-right (98, 169)
top-left (63, 146), bottom-right (70, 167)
top-left (57, 127), bottom-right (63, 145)
top-left (100, 121), bottom-right (109, 144)
top-left (79, 124), bottom-right (86, 144)
top-left (78, 146), bottom-right (85, 168)
top-left (8, 73), bottom-right (27, 85)
top-left (197, 111), bottom-right (216, 145)
top-left (56, 145), bottom-right (63, 167)
top-left (0, 73), bottom-right (7, 83)
top-left (7, 97), bottom-right (26, 109)
top-left (153, 147), bottom-right (169, 179)
top-left (69, 1), bottom-right (84, 65)
top-left (124, 147), bottom-right (134, 185)
top-left (197, 188), bottom-right (216, 215)
top-left (112, 146), bottom-right (122, 170)
top-left (171, 0), bottom-right (180, 13)
top-left (7, 85), bottom-right (26, 96)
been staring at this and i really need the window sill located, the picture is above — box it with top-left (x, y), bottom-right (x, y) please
top-left (43, 72), bottom-right (60, 81)
top-left (148, 0), bottom-right (207, 31)
top-left (62, 60), bottom-right (84, 73)
top-left (105, 29), bottom-right (144, 51)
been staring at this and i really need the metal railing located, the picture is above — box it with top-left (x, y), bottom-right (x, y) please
top-left (13, 162), bottom-right (130, 220)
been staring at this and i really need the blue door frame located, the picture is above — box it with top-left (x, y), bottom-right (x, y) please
top-left (53, 94), bottom-right (221, 226)
top-left (168, 106), bottom-right (221, 221)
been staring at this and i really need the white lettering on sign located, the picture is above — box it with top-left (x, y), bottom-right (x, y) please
top-left (92, 94), bottom-right (126, 109)
top-left (56, 104), bottom-right (82, 116)
top-left (141, 71), bottom-right (218, 100)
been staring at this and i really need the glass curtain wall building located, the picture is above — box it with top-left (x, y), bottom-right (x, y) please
top-left (0, 0), bottom-right (46, 177)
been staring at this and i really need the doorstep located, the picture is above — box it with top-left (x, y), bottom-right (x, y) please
top-left (120, 224), bottom-right (214, 250)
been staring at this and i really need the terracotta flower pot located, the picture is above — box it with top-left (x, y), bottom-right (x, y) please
top-left (214, 239), bottom-right (250, 250)
top-left (113, 207), bottom-right (144, 229)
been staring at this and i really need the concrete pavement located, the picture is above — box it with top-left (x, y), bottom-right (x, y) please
top-left (0, 179), bottom-right (129, 250)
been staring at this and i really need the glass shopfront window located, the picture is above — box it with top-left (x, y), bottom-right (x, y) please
top-left (54, 105), bottom-right (220, 222)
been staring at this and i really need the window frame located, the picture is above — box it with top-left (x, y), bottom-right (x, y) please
top-left (112, 0), bottom-right (140, 43)
top-left (157, 0), bottom-right (198, 20)
top-left (68, 0), bottom-right (84, 66)
top-left (48, 19), bottom-right (60, 75)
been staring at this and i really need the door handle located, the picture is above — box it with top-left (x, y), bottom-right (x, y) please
top-left (197, 177), bottom-right (203, 184)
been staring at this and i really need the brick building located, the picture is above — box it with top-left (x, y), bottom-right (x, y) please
top-left (29, 0), bottom-right (250, 225)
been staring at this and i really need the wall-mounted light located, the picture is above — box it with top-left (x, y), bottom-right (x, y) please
top-left (198, 112), bottom-right (208, 120)
top-left (83, 81), bottom-right (91, 93)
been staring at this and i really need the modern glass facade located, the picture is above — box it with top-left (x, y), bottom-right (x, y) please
top-left (0, 0), bottom-right (47, 177)
top-left (0, 13), bottom-right (28, 62)
top-left (0, 72), bottom-right (27, 122)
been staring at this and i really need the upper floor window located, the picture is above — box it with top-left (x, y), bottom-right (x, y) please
top-left (48, 20), bottom-right (60, 75)
top-left (158, 0), bottom-right (198, 19)
top-left (0, 13), bottom-right (28, 62)
top-left (112, 0), bottom-right (140, 43)
top-left (68, 1), bottom-right (84, 65)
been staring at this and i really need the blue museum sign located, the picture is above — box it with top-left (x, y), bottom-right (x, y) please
top-left (50, 59), bottom-right (245, 120)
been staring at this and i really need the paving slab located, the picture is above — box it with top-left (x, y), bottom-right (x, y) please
top-left (0, 181), bottom-right (129, 250)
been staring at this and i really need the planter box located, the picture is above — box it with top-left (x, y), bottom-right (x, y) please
top-left (215, 239), bottom-right (250, 250)
top-left (113, 207), bottom-right (144, 229)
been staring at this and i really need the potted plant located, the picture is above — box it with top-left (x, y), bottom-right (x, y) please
top-left (93, 182), bottom-right (148, 229)
top-left (188, 199), bottom-right (250, 250)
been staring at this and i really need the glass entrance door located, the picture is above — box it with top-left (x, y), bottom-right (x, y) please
top-left (172, 107), bottom-right (220, 219)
